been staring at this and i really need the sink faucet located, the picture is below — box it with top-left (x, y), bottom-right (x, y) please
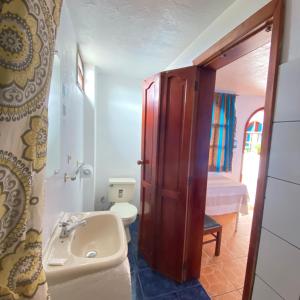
top-left (59, 219), bottom-right (87, 238)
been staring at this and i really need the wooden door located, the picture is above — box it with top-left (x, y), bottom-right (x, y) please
top-left (138, 66), bottom-right (216, 282)
top-left (155, 66), bottom-right (216, 282)
top-left (138, 74), bottom-right (161, 265)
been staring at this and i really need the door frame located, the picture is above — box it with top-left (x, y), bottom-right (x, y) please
top-left (240, 107), bottom-right (265, 182)
top-left (192, 0), bottom-right (284, 299)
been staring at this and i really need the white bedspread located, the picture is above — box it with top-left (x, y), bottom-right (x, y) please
top-left (206, 174), bottom-right (249, 216)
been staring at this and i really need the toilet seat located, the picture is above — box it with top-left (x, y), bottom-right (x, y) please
top-left (110, 203), bottom-right (137, 221)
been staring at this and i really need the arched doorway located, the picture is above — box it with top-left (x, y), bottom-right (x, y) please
top-left (241, 108), bottom-right (264, 206)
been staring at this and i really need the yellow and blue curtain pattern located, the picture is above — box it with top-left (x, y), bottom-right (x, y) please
top-left (0, 1), bottom-right (62, 299)
top-left (208, 93), bottom-right (236, 172)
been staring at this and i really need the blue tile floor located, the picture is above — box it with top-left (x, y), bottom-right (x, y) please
top-left (129, 220), bottom-right (210, 300)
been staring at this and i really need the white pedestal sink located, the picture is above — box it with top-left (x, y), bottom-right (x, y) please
top-left (44, 211), bottom-right (131, 300)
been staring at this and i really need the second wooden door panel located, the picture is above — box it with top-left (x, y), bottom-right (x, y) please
top-left (139, 75), bottom-right (161, 265)
top-left (156, 67), bottom-right (198, 281)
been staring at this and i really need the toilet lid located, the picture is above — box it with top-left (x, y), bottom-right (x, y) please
top-left (110, 203), bottom-right (137, 220)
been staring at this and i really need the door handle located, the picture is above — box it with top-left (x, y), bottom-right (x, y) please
top-left (137, 160), bottom-right (145, 165)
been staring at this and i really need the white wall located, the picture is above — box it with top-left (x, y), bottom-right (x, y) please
top-left (43, 3), bottom-right (86, 245)
top-left (82, 64), bottom-right (96, 211)
top-left (95, 73), bottom-right (142, 209)
top-left (254, 0), bottom-right (300, 297)
top-left (168, 0), bottom-right (300, 298)
top-left (231, 95), bottom-right (265, 181)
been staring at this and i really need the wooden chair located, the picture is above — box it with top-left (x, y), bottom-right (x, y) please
top-left (203, 215), bottom-right (222, 256)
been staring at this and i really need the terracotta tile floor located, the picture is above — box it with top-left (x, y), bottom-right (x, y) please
top-left (200, 212), bottom-right (253, 299)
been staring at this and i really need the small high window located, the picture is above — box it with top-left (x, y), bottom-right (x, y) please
top-left (77, 48), bottom-right (84, 92)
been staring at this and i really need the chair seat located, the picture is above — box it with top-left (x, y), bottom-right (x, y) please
top-left (203, 215), bottom-right (222, 256)
top-left (204, 215), bottom-right (221, 230)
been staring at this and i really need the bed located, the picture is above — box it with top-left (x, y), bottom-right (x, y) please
top-left (206, 173), bottom-right (249, 230)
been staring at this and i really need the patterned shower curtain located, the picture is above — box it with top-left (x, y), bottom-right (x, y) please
top-left (208, 93), bottom-right (236, 172)
top-left (0, 1), bottom-right (62, 299)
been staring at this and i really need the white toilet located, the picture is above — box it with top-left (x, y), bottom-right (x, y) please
top-left (108, 178), bottom-right (138, 242)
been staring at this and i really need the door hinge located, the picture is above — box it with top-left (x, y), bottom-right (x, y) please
top-left (188, 176), bottom-right (193, 185)
top-left (194, 81), bottom-right (199, 91)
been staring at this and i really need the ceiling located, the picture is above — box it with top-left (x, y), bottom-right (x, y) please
top-left (66, 0), bottom-right (235, 78)
top-left (215, 43), bottom-right (271, 97)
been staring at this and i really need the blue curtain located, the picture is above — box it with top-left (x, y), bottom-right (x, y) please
top-left (209, 93), bottom-right (236, 172)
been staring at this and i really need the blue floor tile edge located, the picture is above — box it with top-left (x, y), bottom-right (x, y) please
top-left (129, 219), bottom-right (211, 300)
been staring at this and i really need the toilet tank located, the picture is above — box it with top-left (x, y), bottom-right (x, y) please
top-left (108, 178), bottom-right (136, 203)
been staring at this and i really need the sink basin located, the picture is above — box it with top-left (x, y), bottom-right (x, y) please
top-left (44, 211), bottom-right (127, 285)
top-left (71, 214), bottom-right (122, 258)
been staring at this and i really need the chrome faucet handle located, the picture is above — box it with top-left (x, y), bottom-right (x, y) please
top-left (59, 221), bottom-right (70, 227)
top-left (59, 219), bottom-right (86, 239)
